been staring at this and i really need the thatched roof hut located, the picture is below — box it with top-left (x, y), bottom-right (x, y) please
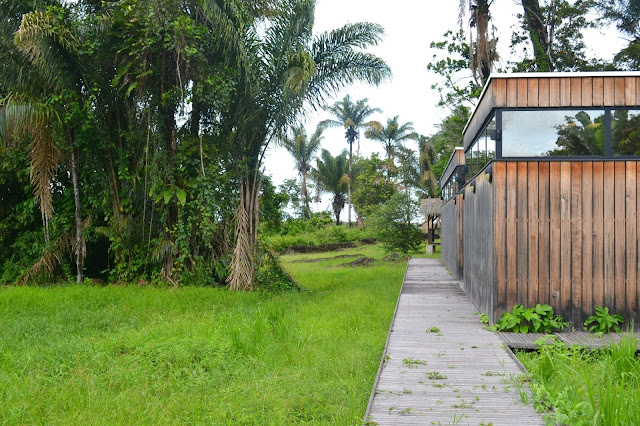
top-left (419, 198), bottom-right (443, 217)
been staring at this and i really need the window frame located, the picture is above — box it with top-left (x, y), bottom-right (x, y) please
top-left (492, 107), bottom-right (640, 161)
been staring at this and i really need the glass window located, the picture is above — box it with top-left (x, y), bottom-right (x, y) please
top-left (502, 110), bottom-right (605, 157)
top-left (475, 137), bottom-right (481, 173)
top-left (486, 116), bottom-right (496, 161)
top-left (466, 145), bottom-right (475, 177)
top-left (612, 109), bottom-right (640, 156)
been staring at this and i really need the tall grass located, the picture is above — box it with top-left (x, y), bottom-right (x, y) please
top-left (0, 244), bottom-right (405, 424)
top-left (518, 333), bottom-right (640, 425)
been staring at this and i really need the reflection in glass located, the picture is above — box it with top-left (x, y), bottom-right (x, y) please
top-left (466, 146), bottom-right (475, 177)
top-left (502, 110), bottom-right (605, 157)
top-left (612, 110), bottom-right (640, 156)
top-left (486, 116), bottom-right (496, 161)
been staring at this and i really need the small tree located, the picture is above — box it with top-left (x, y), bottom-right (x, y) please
top-left (314, 149), bottom-right (349, 225)
top-left (370, 192), bottom-right (422, 254)
top-left (351, 153), bottom-right (397, 220)
top-left (279, 125), bottom-right (324, 219)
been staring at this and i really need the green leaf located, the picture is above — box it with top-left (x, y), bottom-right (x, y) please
top-left (176, 188), bottom-right (187, 206)
top-left (163, 188), bottom-right (172, 205)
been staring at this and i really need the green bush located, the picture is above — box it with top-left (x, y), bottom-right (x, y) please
top-left (369, 192), bottom-right (422, 254)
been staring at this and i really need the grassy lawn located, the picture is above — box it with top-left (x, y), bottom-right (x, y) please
top-left (0, 244), bottom-right (407, 424)
top-left (516, 335), bottom-right (640, 425)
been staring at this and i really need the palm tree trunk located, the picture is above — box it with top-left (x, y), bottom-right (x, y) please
top-left (301, 172), bottom-right (311, 219)
top-left (70, 144), bottom-right (83, 284)
top-left (348, 141), bottom-right (352, 227)
top-left (228, 174), bottom-right (260, 290)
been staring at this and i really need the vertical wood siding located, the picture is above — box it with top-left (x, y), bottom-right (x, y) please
top-left (464, 75), bottom-right (640, 150)
top-left (463, 172), bottom-right (495, 317)
top-left (492, 161), bottom-right (640, 327)
top-left (441, 195), bottom-right (463, 280)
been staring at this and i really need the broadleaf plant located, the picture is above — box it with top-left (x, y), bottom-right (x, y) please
top-left (484, 304), bottom-right (570, 334)
top-left (584, 306), bottom-right (625, 334)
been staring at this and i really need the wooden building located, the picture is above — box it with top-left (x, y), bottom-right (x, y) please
top-left (440, 72), bottom-right (640, 328)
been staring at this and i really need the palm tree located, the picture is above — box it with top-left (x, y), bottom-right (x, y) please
top-left (418, 135), bottom-right (438, 197)
top-left (459, 0), bottom-right (495, 84)
top-left (365, 115), bottom-right (418, 160)
top-left (315, 149), bottom-right (349, 225)
top-left (279, 125), bottom-right (324, 219)
top-left (225, 0), bottom-right (391, 290)
top-left (321, 95), bottom-right (382, 226)
top-left (3, 5), bottom-right (89, 284)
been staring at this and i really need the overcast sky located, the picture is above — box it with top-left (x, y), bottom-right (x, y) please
top-left (263, 0), bottom-right (626, 213)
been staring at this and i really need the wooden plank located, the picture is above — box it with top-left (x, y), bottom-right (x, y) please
top-left (549, 162), bottom-right (562, 312)
top-left (592, 162), bottom-right (605, 310)
top-left (517, 78), bottom-right (528, 107)
top-left (517, 162), bottom-right (529, 307)
top-left (571, 162), bottom-right (582, 325)
top-left (550, 78), bottom-right (560, 107)
top-left (604, 77), bottom-right (615, 106)
top-left (593, 77), bottom-right (604, 107)
top-left (538, 162), bottom-right (550, 306)
top-left (582, 77), bottom-right (593, 107)
top-left (507, 78), bottom-right (518, 107)
top-left (636, 77), bottom-right (640, 107)
top-left (615, 77), bottom-right (625, 106)
top-left (507, 162), bottom-right (518, 309)
top-left (539, 78), bottom-right (550, 107)
top-left (560, 78), bottom-right (571, 106)
top-left (637, 160), bottom-right (640, 325)
top-left (604, 162), bottom-right (615, 309)
top-left (571, 77), bottom-right (582, 106)
top-left (528, 162), bottom-right (539, 306)
top-left (458, 194), bottom-right (464, 279)
top-left (582, 162), bottom-right (593, 321)
top-left (560, 162), bottom-right (572, 316)
top-left (626, 162), bottom-right (637, 317)
top-left (614, 161), bottom-right (626, 314)
top-left (494, 78), bottom-right (507, 107)
top-left (494, 162), bottom-right (507, 315)
top-left (366, 258), bottom-right (544, 425)
top-left (625, 77), bottom-right (636, 106)
top-left (528, 78), bottom-right (539, 107)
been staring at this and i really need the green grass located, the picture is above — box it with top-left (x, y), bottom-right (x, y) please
top-left (517, 334), bottom-right (640, 425)
top-left (0, 244), bottom-right (406, 424)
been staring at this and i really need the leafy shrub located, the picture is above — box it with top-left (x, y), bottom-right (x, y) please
top-left (254, 241), bottom-right (300, 291)
top-left (584, 306), bottom-right (625, 334)
top-left (369, 192), bottom-right (422, 254)
top-left (485, 304), bottom-right (570, 333)
top-left (264, 214), bottom-right (375, 252)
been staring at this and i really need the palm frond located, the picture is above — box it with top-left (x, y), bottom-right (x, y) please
top-left (17, 216), bottom-right (91, 285)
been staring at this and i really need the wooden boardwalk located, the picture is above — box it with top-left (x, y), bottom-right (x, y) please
top-left (498, 331), bottom-right (639, 350)
top-left (364, 258), bottom-right (543, 425)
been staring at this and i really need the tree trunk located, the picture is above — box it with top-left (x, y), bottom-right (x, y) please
top-left (161, 101), bottom-right (178, 279)
top-left (521, 0), bottom-right (554, 71)
top-left (301, 171), bottom-right (311, 219)
top-left (347, 140), bottom-right (352, 227)
top-left (70, 145), bottom-right (84, 284)
top-left (228, 175), bottom-right (260, 290)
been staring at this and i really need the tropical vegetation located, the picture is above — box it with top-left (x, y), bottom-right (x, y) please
top-left (0, 0), bottom-right (392, 288)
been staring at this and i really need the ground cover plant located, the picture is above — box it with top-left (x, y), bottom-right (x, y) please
top-left (584, 306), bottom-right (626, 334)
top-left (0, 243), bottom-right (406, 424)
top-left (517, 334), bottom-right (640, 425)
top-left (483, 304), bottom-right (570, 333)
